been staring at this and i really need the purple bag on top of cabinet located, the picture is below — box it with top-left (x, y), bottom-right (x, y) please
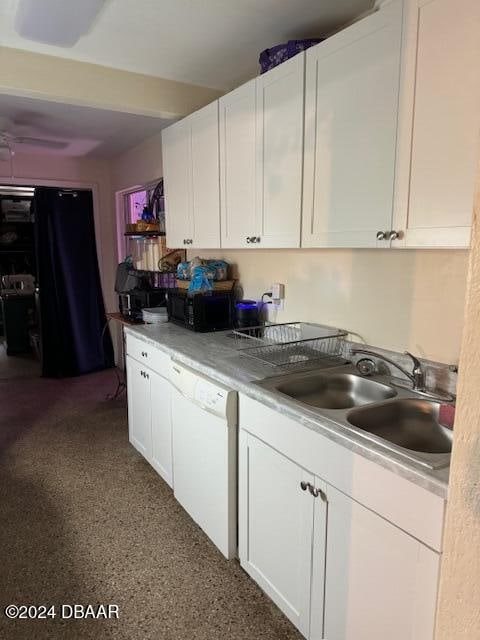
top-left (259, 38), bottom-right (323, 73)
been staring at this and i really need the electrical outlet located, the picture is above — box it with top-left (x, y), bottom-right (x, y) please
top-left (271, 283), bottom-right (285, 310)
top-left (271, 283), bottom-right (285, 301)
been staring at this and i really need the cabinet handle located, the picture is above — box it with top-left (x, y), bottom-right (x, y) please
top-left (309, 485), bottom-right (327, 501)
top-left (141, 351), bottom-right (148, 357)
top-left (387, 230), bottom-right (400, 241)
top-left (300, 481), bottom-right (327, 501)
top-left (376, 231), bottom-right (387, 241)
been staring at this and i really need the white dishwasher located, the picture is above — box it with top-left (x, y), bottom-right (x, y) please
top-left (169, 360), bottom-right (238, 559)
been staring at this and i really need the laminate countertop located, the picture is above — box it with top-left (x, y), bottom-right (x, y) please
top-left (124, 323), bottom-right (449, 499)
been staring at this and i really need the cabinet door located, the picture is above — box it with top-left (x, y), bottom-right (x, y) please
top-left (323, 485), bottom-right (440, 640)
top-left (308, 477), bottom-right (328, 640)
top-left (163, 118), bottom-right (193, 247)
top-left (150, 370), bottom-right (173, 487)
top-left (190, 102), bottom-right (221, 248)
top-left (238, 431), bottom-right (314, 636)
top-left (397, 0), bottom-right (480, 248)
top-left (302, 0), bottom-right (402, 248)
top-left (219, 79), bottom-right (258, 248)
top-left (126, 355), bottom-right (152, 461)
top-left (256, 54), bottom-right (304, 248)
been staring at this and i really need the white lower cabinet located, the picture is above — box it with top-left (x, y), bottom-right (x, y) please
top-left (239, 429), bottom-right (441, 640)
top-left (238, 431), bottom-right (316, 635)
top-left (150, 370), bottom-right (173, 486)
top-left (126, 353), bottom-right (173, 487)
top-left (321, 486), bottom-right (440, 640)
top-left (126, 355), bottom-right (152, 460)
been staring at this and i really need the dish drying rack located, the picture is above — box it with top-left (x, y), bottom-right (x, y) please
top-left (231, 322), bottom-right (348, 368)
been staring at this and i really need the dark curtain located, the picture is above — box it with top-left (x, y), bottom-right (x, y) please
top-left (34, 187), bottom-right (114, 378)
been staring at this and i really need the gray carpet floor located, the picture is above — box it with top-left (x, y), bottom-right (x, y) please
top-left (0, 368), bottom-right (302, 640)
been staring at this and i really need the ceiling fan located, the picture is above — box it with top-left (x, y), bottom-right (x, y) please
top-left (0, 116), bottom-right (69, 161)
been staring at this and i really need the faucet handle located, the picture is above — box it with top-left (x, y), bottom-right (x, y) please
top-left (404, 351), bottom-right (426, 392)
top-left (404, 351), bottom-right (422, 370)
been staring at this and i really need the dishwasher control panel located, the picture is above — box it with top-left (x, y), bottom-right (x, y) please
top-left (169, 360), bottom-right (238, 426)
top-left (195, 381), bottom-right (227, 413)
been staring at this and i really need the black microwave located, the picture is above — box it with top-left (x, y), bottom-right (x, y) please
top-left (167, 290), bottom-right (234, 332)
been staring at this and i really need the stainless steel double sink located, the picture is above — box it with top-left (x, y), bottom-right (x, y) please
top-left (254, 365), bottom-right (453, 469)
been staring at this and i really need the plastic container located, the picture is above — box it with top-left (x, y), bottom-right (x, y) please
top-left (142, 307), bottom-right (168, 324)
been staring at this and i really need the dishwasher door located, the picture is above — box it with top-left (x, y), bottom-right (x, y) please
top-left (170, 378), bottom-right (238, 560)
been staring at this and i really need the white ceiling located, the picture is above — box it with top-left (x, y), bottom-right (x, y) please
top-left (0, 93), bottom-right (171, 158)
top-left (0, 0), bottom-right (374, 90)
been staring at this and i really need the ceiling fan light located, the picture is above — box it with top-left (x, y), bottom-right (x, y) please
top-left (15, 0), bottom-right (106, 48)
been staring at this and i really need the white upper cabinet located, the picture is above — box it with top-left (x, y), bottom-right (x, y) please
top-left (163, 101), bottom-right (220, 249)
top-left (162, 118), bottom-right (192, 248)
top-left (256, 54), bottom-right (305, 248)
top-left (220, 56), bottom-right (304, 249)
top-left (392, 0), bottom-right (480, 248)
top-left (219, 79), bottom-right (258, 248)
top-left (302, 0), bottom-right (403, 248)
top-left (163, 0), bottom-right (479, 252)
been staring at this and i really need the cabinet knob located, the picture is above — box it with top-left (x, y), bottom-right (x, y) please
top-left (387, 230), bottom-right (400, 241)
top-left (376, 231), bottom-right (387, 241)
top-left (246, 236), bottom-right (251, 244)
top-left (300, 481), bottom-right (309, 491)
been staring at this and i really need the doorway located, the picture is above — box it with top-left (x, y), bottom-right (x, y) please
top-left (0, 185), bottom-right (39, 379)
top-left (0, 183), bottom-right (113, 379)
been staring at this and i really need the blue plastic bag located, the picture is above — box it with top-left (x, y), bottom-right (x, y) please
top-left (188, 266), bottom-right (214, 294)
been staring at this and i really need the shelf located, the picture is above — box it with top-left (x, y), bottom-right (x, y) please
top-left (124, 231), bottom-right (166, 238)
top-left (131, 268), bottom-right (176, 274)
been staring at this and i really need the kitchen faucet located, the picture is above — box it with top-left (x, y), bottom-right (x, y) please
top-left (351, 349), bottom-right (426, 392)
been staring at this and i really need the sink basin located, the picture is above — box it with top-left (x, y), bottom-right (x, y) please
top-left (276, 372), bottom-right (396, 410)
top-left (347, 399), bottom-right (453, 454)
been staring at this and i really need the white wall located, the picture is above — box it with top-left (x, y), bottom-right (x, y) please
top-left (111, 132), bottom-right (163, 193)
top-left (435, 160), bottom-right (480, 640)
top-left (196, 248), bottom-right (468, 364)
top-left (0, 46), bottom-right (222, 119)
top-left (0, 151), bottom-right (117, 312)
